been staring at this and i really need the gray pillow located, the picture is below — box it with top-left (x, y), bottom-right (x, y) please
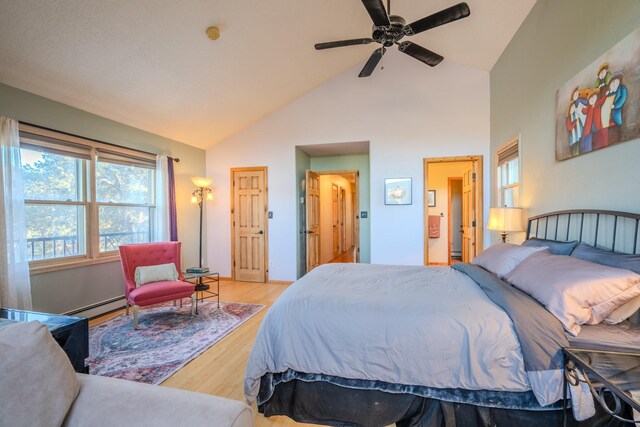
top-left (472, 243), bottom-right (547, 279)
top-left (571, 243), bottom-right (640, 324)
top-left (504, 250), bottom-right (640, 335)
top-left (571, 243), bottom-right (640, 274)
top-left (522, 238), bottom-right (578, 256)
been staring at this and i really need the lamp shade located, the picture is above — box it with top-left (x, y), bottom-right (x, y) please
top-left (487, 207), bottom-right (523, 232)
top-left (191, 176), bottom-right (213, 188)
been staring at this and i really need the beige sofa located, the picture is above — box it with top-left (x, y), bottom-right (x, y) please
top-left (0, 321), bottom-right (253, 427)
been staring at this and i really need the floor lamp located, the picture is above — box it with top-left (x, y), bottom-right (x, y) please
top-left (190, 176), bottom-right (213, 271)
top-left (487, 207), bottom-right (523, 243)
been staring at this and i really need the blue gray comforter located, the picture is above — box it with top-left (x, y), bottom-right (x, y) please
top-left (244, 263), bottom-right (567, 408)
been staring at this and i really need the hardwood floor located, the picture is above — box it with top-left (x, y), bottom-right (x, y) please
top-left (327, 246), bottom-right (355, 263)
top-left (90, 280), bottom-right (313, 426)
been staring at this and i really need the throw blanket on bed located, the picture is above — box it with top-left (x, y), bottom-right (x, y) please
top-left (245, 263), bottom-right (533, 406)
top-left (452, 263), bottom-right (568, 406)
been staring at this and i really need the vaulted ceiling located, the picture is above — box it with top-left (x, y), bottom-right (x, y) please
top-left (0, 0), bottom-right (536, 149)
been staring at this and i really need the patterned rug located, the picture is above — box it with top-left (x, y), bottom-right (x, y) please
top-left (87, 300), bottom-right (264, 384)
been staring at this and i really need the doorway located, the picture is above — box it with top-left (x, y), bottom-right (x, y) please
top-left (304, 170), bottom-right (359, 272)
top-left (424, 156), bottom-right (483, 265)
top-left (230, 167), bottom-right (268, 282)
top-left (448, 178), bottom-right (463, 263)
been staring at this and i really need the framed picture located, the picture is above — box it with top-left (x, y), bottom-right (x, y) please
top-left (427, 190), bottom-right (436, 207)
top-left (384, 178), bottom-right (412, 205)
top-left (555, 26), bottom-right (640, 160)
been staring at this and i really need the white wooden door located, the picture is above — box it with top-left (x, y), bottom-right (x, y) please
top-left (305, 170), bottom-right (320, 271)
top-left (232, 169), bottom-right (266, 282)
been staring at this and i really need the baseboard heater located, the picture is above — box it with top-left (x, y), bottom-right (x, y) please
top-left (63, 296), bottom-right (126, 320)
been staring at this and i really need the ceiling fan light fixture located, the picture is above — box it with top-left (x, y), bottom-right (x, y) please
top-left (206, 26), bottom-right (220, 41)
top-left (314, 0), bottom-right (470, 77)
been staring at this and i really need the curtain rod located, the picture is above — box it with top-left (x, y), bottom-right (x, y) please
top-left (19, 121), bottom-right (180, 163)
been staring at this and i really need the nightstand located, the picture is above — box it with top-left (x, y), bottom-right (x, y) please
top-left (563, 347), bottom-right (640, 424)
top-left (0, 308), bottom-right (88, 373)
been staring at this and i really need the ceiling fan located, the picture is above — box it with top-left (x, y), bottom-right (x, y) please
top-left (315, 0), bottom-right (470, 77)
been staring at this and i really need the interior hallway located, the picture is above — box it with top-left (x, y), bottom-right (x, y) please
top-left (328, 246), bottom-right (355, 263)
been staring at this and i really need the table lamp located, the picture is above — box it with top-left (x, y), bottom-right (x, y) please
top-left (487, 207), bottom-right (523, 243)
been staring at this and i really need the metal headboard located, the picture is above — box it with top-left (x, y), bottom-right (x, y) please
top-left (526, 209), bottom-right (640, 254)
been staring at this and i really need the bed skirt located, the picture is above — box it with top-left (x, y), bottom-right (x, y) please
top-left (258, 375), bottom-right (631, 427)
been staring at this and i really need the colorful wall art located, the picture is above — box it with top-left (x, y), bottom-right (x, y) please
top-left (556, 27), bottom-right (640, 160)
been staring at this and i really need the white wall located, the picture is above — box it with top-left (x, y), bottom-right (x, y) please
top-left (206, 52), bottom-right (490, 281)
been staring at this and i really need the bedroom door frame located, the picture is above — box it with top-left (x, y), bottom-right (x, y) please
top-left (423, 156), bottom-right (483, 266)
top-left (448, 177), bottom-right (463, 263)
top-left (230, 166), bottom-right (269, 283)
top-left (303, 169), bottom-right (360, 270)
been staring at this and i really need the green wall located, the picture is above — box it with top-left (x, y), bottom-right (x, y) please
top-left (490, 0), bottom-right (640, 243)
top-left (0, 83), bottom-right (206, 314)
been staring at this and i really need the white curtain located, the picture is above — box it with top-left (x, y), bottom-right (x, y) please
top-left (0, 117), bottom-right (32, 310)
top-left (154, 155), bottom-right (171, 242)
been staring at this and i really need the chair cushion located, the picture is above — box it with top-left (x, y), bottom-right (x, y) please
top-left (0, 321), bottom-right (80, 427)
top-left (128, 280), bottom-right (195, 306)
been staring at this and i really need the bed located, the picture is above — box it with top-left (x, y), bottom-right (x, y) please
top-left (244, 210), bottom-right (640, 426)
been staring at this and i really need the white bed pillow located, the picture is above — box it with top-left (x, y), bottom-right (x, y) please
top-left (134, 263), bottom-right (179, 287)
top-left (605, 294), bottom-right (640, 324)
top-left (472, 243), bottom-right (547, 279)
top-left (503, 251), bottom-right (640, 335)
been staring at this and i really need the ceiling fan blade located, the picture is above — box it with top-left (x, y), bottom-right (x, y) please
top-left (398, 42), bottom-right (444, 67)
top-left (315, 38), bottom-right (375, 50)
top-left (361, 0), bottom-right (390, 27)
top-left (359, 47), bottom-right (386, 77)
top-left (404, 2), bottom-right (470, 36)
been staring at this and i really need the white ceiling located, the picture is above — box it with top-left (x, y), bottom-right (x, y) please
top-left (0, 0), bottom-right (536, 150)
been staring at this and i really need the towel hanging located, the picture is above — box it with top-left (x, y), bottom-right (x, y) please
top-left (428, 215), bottom-right (441, 238)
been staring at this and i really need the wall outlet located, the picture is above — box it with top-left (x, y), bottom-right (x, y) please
top-left (268, 211), bottom-right (273, 219)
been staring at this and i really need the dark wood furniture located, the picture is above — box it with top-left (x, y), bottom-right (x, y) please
top-left (0, 308), bottom-right (89, 373)
top-left (563, 348), bottom-right (640, 424)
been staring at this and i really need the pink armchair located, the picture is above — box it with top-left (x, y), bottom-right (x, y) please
top-left (119, 242), bottom-right (196, 329)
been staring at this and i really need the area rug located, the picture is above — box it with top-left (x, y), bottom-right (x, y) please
top-left (87, 300), bottom-right (264, 384)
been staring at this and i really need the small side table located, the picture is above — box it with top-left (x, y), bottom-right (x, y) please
top-left (0, 308), bottom-right (89, 373)
top-left (182, 272), bottom-right (220, 314)
top-left (563, 347), bottom-right (640, 424)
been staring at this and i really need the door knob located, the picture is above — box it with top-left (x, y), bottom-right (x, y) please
top-left (257, 230), bottom-right (264, 235)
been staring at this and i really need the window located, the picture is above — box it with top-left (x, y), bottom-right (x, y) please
top-left (19, 126), bottom-right (156, 269)
top-left (496, 137), bottom-right (520, 208)
top-left (21, 148), bottom-right (89, 261)
top-left (96, 159), bottom-right (155, 252)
